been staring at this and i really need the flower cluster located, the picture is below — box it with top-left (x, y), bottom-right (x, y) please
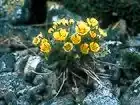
top-left (32, 32), bottom-right (51, 53)
top-left (32, 18), bottom-right (107, 57)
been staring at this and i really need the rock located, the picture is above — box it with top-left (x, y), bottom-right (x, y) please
top-left (120, 48), bottom-right (140, 84)
top-left (17, 95), bottom-right (31, 105)
top-left (0, 20), bottom-right (40, 43)
top-left (0, 21), bottom-right (11, 36)
top-left (14, 48), bottom-right (39, 60)
top-left (17, 87), bottom-right (31, 97)
top-left (0, 53), bottom-right (15, 73)
top-left (29, 83), bottom-right (45, 95)
top-left (42, 69), bottom-right (57, 91)
top-left (33, 69), bottom-right (57, 98)
top-left (126, 35), bottom-right (140, 48)
top-left (0, 45), bottom-right (11, 54)
top-left (8, 5), bottom-right (29, 25)
top-left (4, 91), bottom-right (17, 105)
top-left (120, 76), bottom-right (140, 105)
top-left (83, 85), bottom-right (120, 105)
top-left (33, 75), bottom-right (45, 85)
top-left (0, 72), bottom-right (30, 99)
top-left (24, 55), bottom-right (41, 82)
top-left (105, 19), bottom-right (127, 42)
top-left (14, 55), bottom-right (29, 73)
top-left (96, 63), bottom-right (121, 84)
top-left (39, 95), bottom-right (74, 105)
top-left (0, 0), bottom-right (7, 17)
top-left (0, 100), bottom-right (6, 105)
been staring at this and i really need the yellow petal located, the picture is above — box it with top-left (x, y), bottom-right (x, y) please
top-left (89, 31), bottom-right (96, 38)
top-left (76, 21), bottom-right (90, 35)
top-left (59, 29), bottom-right (68, 40)
top-left (41, 38), bottom-right (48, 44)
top-left (61, 18), bottom-right (68, 25)
top-left (80, 43), bottom-right (89, 54)
top-left (48, 28), bottom-right (54, 34)
top-left (32, 37), bottom-right (40, 45)
top-left (87, 18), bottom-right (91, 26)
top-left (63, 42), bottom-right (73, 52)
top-left (71, 34), bottom-right (81, 44)
top-left (90, 42), bottom-right (100, 52)
top-left (40, 42), bottom-right (51, 53)
top-left (60, 29), bottom-right (67, 36)
top-left (53, 32), bottom-right (61, 40)
top-left (69, 19), bottom-right (74, 24)
top-left (90, 18), bottom-right (98, 27)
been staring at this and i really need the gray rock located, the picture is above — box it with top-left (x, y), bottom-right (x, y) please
top-left (29, 83), bottom-right (45, 95)
top-left (33, 75), bottom-right (45, 85)
top-left (0, 72), bottom-right (30, 99)
top-left (0, 53), bottom-right (15, 73)
top-left (17, 95), bottom-right (30, 105)
top-left (0, 0), bottom-right (7, 17)
top-left (8, 5), bottom-right (29, 25)
top-left (120, 76), bottom-right (140, 105)
top-left (126, 35), bottom-right (140, 47)
top-left (0, 100), bottom-right (6, 105)
top-left (42, 69), bottom-right (57, 91)
top-left (83, 85), bottom-right (120, 105)
top-left (14, 55), bottom-right (29, 73)
top-left (33, 69), bottom-right (57, 98)
top-left (14, 48), bottom-right (39, 60)
top-left (24, 55), bottom-right (41, 82)
top-left (4, 91), bottom-right (17, 105)
top-left (0, 45), bottom-right (11, 54)
top-left (0, 21), bottom-right (10, 36)
top-left (39, 95), bottom-right (74, 105)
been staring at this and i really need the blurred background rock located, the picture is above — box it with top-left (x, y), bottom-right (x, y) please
top-left (0, 0), bottom-right (140, 34)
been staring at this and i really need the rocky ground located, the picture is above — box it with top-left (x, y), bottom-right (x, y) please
top-left (0, 1), bottom-right (140, 105)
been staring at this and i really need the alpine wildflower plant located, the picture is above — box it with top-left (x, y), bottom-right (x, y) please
top-left (32, 18), bottom-right (107, 58)
top-left (32, 18), bottom-right (109, 97)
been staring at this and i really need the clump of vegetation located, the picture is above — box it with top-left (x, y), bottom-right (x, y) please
top-left (32, 17), bottom-right (108, 98)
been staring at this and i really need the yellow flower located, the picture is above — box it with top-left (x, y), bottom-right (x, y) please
top-left (48, 28), bottom-right (54, 34)
top-left (90, 42), bottom-right (100, 52)
top-left (70, 34), bottom-right (81, 44)
top-left (40, 42), bottom-right (51, 53)
top-left (75, 21), bottom-right (90, 35)
top-left (59, 28), bottom-right (68, 40)
top-left (87, 18), bottom-right (98, 27)
top-left (32, 37), bottom-right (41, 45)
top-left (98, 28), bottom-right (107, 37)
top-left (41, 38), bottom-right (48, 44)
top-left (61, 18), bottom-right (69, 25)
top-left (80, 43), bottom-right (89, 54)
top-left (89, 31), bottom-right (96, 38)
top-left (69, 19), bottom-right (74, 24)
top-left (53, 32), bottom-right (60, 40)
top-left (63, 42), bottom-right (73, 52)
top-left (53, 29), bottom-right (68, 41)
